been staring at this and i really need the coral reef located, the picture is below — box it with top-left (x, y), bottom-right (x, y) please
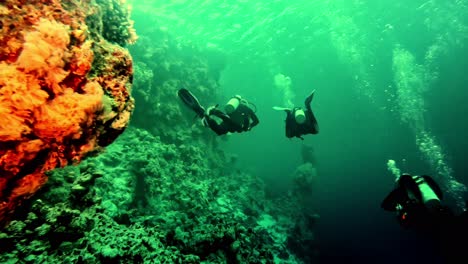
top-left (128, 14), bottom-right (224, 143)
top-left (0, 3), bottom-right (317, 262)
top-left (0, 128), bottom-right (314, 263)
top-left (0, 0), bottom-right (136, 225)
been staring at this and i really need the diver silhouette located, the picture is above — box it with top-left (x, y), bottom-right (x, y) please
top-left (382, 174), bottom-right (468, 263)
top-left (178, 88), bottom-right (259, 135)
top-left (274, 90), bottom-right (319, 140)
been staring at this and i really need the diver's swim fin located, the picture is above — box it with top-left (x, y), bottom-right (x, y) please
top-left (304, 89), bottom-right (316, 108)
top-left (178, 88), bottom-right (205, 118)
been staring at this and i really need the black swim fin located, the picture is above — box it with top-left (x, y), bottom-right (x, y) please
top-left (178, 88), bottom-right (205, 118)
top-left (304, 89), bottom-right (315, 109)
top-left (304, 90), bottom-right (319, 134)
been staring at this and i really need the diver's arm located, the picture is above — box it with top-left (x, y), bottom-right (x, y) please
top-left (248, 108), bottom-right (259, 129)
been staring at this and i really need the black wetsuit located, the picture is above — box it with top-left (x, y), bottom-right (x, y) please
top-left (285, 93), bottom-right (319, 139)
top-left (204, 103), bottom-right (259, 135)
top-left (381, 174), bottom-right (468, 263)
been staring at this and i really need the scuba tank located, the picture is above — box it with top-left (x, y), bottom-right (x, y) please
top-left (395, 174), bottom-right (442, 207)
top-left (382, 174), bottom-right (446, 229)
top-left (225, 95), bottom-right (242, 114)
top-left (294, 108), bottom-right (306, 124)
top-left (412, 175), bottom-right (441, 205)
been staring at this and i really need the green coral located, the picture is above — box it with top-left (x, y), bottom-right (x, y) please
top-left (94, 0), bottom-right (136, 46)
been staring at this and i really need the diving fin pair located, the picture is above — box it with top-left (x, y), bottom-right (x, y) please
top-left (178, 88), bottom-right (205, 118)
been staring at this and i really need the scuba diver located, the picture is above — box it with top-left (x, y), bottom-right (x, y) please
top-left (381, 174), bottom-right (451, 231)
top-left (382, 174), bottom-right (468, 263)
top-left (178, 88), bottom-right (259, 136)
top-left (273, 90), bottom-right (319, 140)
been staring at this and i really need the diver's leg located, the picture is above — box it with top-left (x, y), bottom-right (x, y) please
top-left (178, 88), bottom-right (205, 118)
top-left (303, 90), bottom-right (318, 134)
top-left (304, 90), bottom-right (316, 112)
top-left (306, 110), bottom-right (319, 134)
top-left (204, 116), bottom-right (228, 135)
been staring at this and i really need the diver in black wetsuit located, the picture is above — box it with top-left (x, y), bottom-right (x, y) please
top-left (274, 90), bottom-right (319, 140)
top-left (178, 88), bottom-right (259, 136)
top-left (381, 174), bottom-right (450, 231)
top-left (382, 174), bottom-right (468, 263)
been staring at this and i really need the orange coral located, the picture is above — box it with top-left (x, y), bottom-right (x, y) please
top-left (0, 0), bottom-right (135, 226)
top-left (17, 18), bottom-right (71, 95)
top-left (69, 40), bottom-right (94, 76)
top-left (34, 87), bottom-right (103, 141)
top-left (0, 63), bottom-right (49, 141)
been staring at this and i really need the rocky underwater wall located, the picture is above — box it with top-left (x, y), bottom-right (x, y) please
top-left (0, 2), bottom-right (318, 263)
top-left (0, 0), bottom-right (135, 226)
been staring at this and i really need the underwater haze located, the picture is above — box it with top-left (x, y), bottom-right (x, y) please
top-left (130, 0), bottom-right (468, 263)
